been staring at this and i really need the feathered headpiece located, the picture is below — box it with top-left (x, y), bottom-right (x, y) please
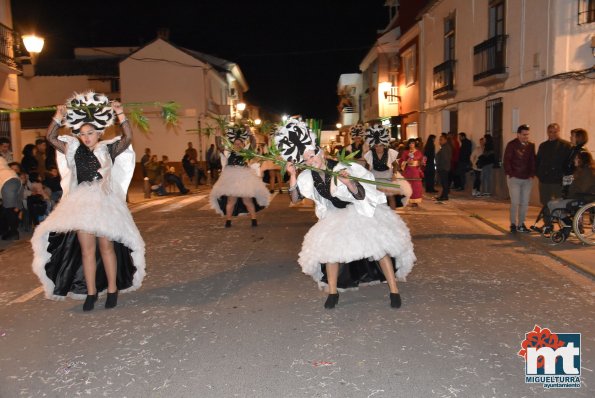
top-left (350, 124), bottom-right (365, 140)
top-left (225, 125), bottom-right (250, 143)
top-left (365, 124), bottom-right (390, 147)
top-left (274, 118), bottom-right (319, 163)
top-left (65, 91), bottom-right (115, 134)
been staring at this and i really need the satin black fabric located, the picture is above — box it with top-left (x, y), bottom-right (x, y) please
top-left (320, 257), bottom-right (396, 289)
top-left (216, 196), bottom-right (265, 216)
top-left (45, 231), bottom-right (137, 296)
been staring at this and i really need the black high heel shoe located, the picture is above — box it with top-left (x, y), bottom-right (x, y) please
top-left (225, 220), bottom-right (232, 228)
top-left (251, 219), bottom-right (258, 227)
top-left (105, 291), bottom-right (118, 309)
top-left (83, 294), bottom-right (98, 312)
top-left (324, 293), bottom-right (339, 309)
top-left (390, 293), bottom-right (401, 308)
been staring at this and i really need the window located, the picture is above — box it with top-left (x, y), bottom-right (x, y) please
top-left (444, 12), bottom-right (456, 61)
top-left (488, 0), bottom-right (505, 38)
top-left (402, 45), bottom-right (416, 86)
top-left (20, 110), bottom-right (54, 130)
top-left (0, 110), bottom-right (10, 140)
top-left (579, 0), bottom-right (595, 24)
top-left (485, 98), bottom-right (503, 162)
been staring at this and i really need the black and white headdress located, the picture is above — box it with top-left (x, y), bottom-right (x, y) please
top-left (65, 91), bottom-right (115, 134)
top-left (365, 124), bottom-right (390, 147)
top-left (274, 118), bottom-right (319, 163)
top-left (226, 125), bottom-right (250, 142)
top-left (350, 124), bottom-right (365, 140)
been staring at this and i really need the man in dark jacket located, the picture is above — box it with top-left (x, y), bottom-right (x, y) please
top-left (503, 124), bottom-right (536, 233)
top-left (535, 123), bottom-right (571, 206)
top-left (435, 133), bottom-right (452, 201)
top-left (456, 132), bottom-right (472, 191)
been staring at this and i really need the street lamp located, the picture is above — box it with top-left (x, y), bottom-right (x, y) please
top-left (282, 115), bottom-right (288, 122)
top-left (236, 102), bottom-right (246, 111)
top-left (336, 123), bottom-right (342, 129)
top-left (22, 34), bottom-right (44, 65)
top-left (254, 118), bottom-right (262, 126)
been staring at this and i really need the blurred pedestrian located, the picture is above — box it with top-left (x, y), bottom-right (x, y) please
top-left (423, 134), bottom-right (437, 193)
top-left (399, 138), bottom-right (425, 207)
top-left (535, 123), bottom-right (571, 206)
top-left (456, 132), bottom-right (472, 191)
top-left (0, 137), bottom-right (14, 162)
top-left (470, 137), bottom-right (485, 197)
top-left (0, 156), bottom-right (22, 240)
top-left (435, 133), bottom-right (452, 201)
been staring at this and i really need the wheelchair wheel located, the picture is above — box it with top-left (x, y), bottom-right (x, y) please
top-left (573, 202), bottom-right (595, 246)
top-left (550, 230), bottom-right (567, 244)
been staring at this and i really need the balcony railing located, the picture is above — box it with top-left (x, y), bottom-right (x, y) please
top-left (0, 23), bottom-right (25, 72)
top-left (433, 59), bottom-right (456, 98)
top-left (473, 34), bottom-right (508, 85)
top-left (341, 106), bottom-right (359, 126)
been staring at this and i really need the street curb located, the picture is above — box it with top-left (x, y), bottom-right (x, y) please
top-left (467, 212), bottom-right (595, 280)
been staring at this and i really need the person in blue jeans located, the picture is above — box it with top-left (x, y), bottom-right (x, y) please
top-left (503, 124), bottom-right (536, 233)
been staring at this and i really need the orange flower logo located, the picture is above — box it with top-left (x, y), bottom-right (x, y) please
top-left (518, 325), bottom-right (566, 369)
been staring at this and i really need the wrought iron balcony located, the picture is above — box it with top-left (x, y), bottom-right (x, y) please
top-left (433, 59), bottom-right (456, 99)
top-left (473, 34), bottom-right (508, 86)
top-left (340, 106), bottom-right (360, 126)
top-left (0, 23), bottom-right (26, 73)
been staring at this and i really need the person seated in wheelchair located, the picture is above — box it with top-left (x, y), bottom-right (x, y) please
top-left (542, 151), bottom-right (594, 233)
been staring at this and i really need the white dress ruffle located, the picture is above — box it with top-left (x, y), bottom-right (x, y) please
top-left (299, 204), bottom-right (416, 289)
top-left (209, 166), bottom-right (271, 216)
top-left (296, 162), bottom-right (416, 290)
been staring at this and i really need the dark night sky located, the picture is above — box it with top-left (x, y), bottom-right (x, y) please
top-left (11, 0), bottom-right (390, 125)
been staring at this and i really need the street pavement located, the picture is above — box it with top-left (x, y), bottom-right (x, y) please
top-left (0, 187), bottom-right (594, 397)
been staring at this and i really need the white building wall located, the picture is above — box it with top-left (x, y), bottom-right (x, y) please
top-left (120, 39), bottom-right (207, 163)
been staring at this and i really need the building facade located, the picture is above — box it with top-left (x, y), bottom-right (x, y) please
top-left (419, 0), bottom-right (595, 199)
top-left (0, 0), bottom-right (25, 159)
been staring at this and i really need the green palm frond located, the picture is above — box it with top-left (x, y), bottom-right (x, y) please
top-left (160, 102), bottom-right (180, 126)
top-left (130, 108), bottom-right (150, 132)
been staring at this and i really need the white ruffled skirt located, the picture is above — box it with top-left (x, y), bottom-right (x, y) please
top-left (299, 203), bottom-right (416, 290)
top-left (31, 181), bottom-right (146, 300)
top-left (209, 166), bottom-right (271, 216)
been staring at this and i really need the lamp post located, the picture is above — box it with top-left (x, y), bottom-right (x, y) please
top-left (22, 34), bottom-right (44, 65)
top-left (21, 34), bottom-right (44, 77)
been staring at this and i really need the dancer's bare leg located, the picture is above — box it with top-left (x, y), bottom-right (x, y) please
top-left (242, 197), bottom-right (256, 219)
top-left (77, 231), bottom-right (97, 295)
top-left (98, 237), bottom-right (117, 293)
top-left (326, 262), bottom-right (339, 294)
top-left (378, 255), bottom-right (398, 293)
top-left (226, 196), bottom-right (238, 221)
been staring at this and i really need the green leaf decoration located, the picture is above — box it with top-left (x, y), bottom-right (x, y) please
top-left (160, 101), bottom-right (180, 126)
top-left (130, 108), bottom-right (150, 132)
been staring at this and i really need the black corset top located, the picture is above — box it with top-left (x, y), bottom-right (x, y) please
top-left (75, 145), bottom-right (102, 184)
top-left (227, 151), bottom-right (245, 166)
top-left (312, 160), bottom-right (351, 209)
top-left (372, 149), bottom-right (390, 172)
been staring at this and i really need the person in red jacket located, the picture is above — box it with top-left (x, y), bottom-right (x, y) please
top-left (503, 124), bottom-right (536, 233)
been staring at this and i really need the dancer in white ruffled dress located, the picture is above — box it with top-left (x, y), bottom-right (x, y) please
top-left (31, 92), bottom-right (145, 311)
top-left (209, 125), bottom-right (270, 227)
top-left (275, 118), bottom-right (416, 309)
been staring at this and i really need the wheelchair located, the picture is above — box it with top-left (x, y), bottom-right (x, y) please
top-left (539, 200), bottom-right (595, 245)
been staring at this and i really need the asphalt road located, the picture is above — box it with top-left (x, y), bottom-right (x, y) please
top-left (0, 192), bottom-right (593, 397)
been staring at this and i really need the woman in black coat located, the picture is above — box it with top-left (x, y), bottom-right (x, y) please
top-left (423, 134), bottom-right (437, 193)
top-left (21, 144), bottom-right (38, 175)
